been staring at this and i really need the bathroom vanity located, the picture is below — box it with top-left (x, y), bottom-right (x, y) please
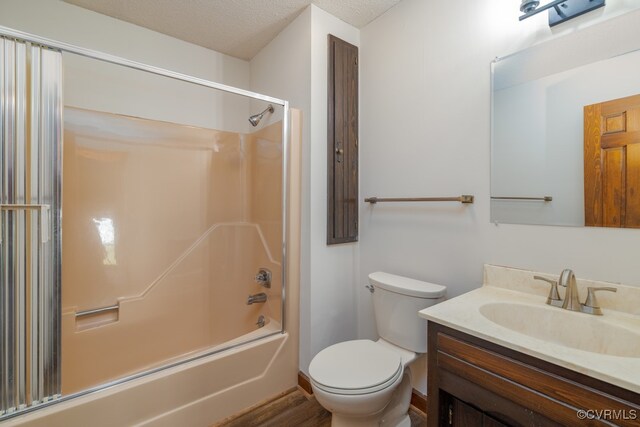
top-left (426, 323), bottom-right (639, 426)
top-left (419, 265), bottom-right (640, 427)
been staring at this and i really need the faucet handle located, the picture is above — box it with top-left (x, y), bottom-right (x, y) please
top-left (255, 268), bottom-right (272, 288)
top-left (534, 275), bottom-right (562, 307)
top-left (581, 286), bottom-right (617, 315)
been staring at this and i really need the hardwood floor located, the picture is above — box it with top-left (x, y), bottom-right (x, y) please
top-left (214, 388), bottom-right (427, 427)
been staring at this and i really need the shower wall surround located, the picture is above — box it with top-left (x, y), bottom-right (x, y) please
top-left (61, 108), bottom-right (284, 394)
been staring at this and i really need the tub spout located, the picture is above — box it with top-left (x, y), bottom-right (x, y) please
top-left (247, 292), bottom-right (267, 305)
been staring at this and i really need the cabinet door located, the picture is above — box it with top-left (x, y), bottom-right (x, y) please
top-left (327, 34), bottom-right (358, 244)
top-left (484, 414), bottom-right (509, 427)
top-left (449, 396), bottom-right (510, 427)
top-left (451, 398), bottom-right (483, 426)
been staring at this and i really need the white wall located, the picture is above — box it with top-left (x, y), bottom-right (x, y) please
top-left (0, 0), bottom-right (251, 131)
top-left (250, 6), bottom-right (313, 375)
top-left (250, 5), bottom-right (360, 374)
top-left (359, 0), bottom-right (640, 394)
top-left (308, 6), bottom-right (360, 372)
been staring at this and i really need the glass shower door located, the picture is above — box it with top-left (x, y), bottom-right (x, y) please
top-left (1, 28), bottom-right (287, 420)
top-left (0, 36), bottom-right (62, 415)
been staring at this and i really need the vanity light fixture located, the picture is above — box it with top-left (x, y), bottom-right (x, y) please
top-left (519, 0), bottom-right (605, 26)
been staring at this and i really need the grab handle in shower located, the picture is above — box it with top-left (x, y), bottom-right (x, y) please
top-left (75, 304), bottom-right (119, 318)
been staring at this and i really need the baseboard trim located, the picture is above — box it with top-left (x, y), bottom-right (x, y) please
top-left (298, 371), bottom-right (427, 414)
top-left (410, 389), bottom-right (427, 414)
top-left (297, 371), bottom-right (313, 395)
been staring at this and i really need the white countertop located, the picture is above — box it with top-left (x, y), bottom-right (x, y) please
top-left (419, 265), bottom-right (640, 394)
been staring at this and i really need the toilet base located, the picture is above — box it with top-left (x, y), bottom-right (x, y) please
top-left (330, 412), bottom-right (384, 427)
top-left (330, 412), bottom-right (411, 427)
top-left (393, 414), bottom-right (411, 427)
top-left (329, 369), bottom-right (413, 427)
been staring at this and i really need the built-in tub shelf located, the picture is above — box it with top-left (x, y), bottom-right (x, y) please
top-left (75, 304), bottom-right (119, 318)
top-left (74, 304), bottom-right (120, 330)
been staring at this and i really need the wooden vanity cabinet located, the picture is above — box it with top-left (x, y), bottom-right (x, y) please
top-left (427, 322), bottom-right (640, 427)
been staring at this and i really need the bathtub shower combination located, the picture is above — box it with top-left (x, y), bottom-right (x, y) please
top-left (0, 27), bottom-right (289, 420)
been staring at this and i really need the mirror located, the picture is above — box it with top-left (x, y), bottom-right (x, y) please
top-left (491, 28), bottom-right (640, 227)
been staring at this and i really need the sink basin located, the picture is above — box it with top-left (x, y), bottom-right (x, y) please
top-left (479, 302), bottom-right (640, 358)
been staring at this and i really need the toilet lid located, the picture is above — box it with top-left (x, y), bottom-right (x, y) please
top-left (309, 340), bottom-right (402, 394)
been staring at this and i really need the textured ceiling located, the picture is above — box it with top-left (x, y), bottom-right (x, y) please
top-left (63, 0), bottom-right (402, 60)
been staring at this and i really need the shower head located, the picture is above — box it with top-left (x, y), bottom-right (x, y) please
top-left (249, 104), bottom-right (274, 127)
top-left (520, 0), bottom-right (540, 13)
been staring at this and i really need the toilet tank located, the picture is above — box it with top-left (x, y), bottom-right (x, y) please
top-left (369, 272), bottom-right (446, 353)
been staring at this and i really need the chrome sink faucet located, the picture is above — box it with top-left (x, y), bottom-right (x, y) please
top-left (533, 275), bottom-right (562, 307)
top-left (534, 269), bottom-right (617, 315)
top-left (582, 286), bottom-right (617, 315)
top-left (558, 269), bottom-right (581, 312)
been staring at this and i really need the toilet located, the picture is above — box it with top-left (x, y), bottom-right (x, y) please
top-left (309, 272), bottom-right (446, 427)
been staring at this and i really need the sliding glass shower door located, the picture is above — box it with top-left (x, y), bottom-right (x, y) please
top-left (0, 26), bottom-right (288, 421)
top-left (0, 36), bottom-right (62, 415)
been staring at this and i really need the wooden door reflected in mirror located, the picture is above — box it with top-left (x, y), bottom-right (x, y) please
top-left (584, 94), bottom-right (640, 228)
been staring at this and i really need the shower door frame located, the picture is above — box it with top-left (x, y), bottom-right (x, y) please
top-left (0, 24), bottom-right (290, 421)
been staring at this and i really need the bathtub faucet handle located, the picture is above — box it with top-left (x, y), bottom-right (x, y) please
top-left (255, 268), bottom-right (272, 288)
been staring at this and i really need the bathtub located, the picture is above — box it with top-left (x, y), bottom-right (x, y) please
top-left (3, 108), bottom-right (302, 427)
top-left (4, 321), bottom-right (295, 427)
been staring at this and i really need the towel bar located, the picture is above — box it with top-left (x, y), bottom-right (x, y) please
top-left (364, 195), bottom-right (474, 204)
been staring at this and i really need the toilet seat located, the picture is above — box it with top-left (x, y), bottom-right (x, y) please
top-left (309, 340), bottom-right (403, 395)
